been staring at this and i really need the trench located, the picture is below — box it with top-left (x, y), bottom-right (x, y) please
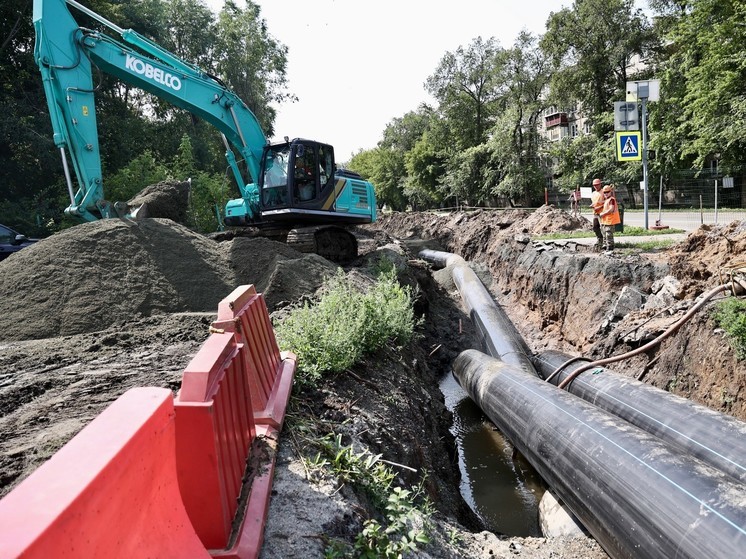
top-left (420, 246), bottom-right (746, 558)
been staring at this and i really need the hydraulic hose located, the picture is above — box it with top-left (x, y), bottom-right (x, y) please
top-left (555, 282), bottom-right (731, 390)
top-left (453, 349), bottom-right (746, 559)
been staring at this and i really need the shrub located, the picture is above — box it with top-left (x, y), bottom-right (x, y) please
top-left (274, 270), bottom-right (417, 388)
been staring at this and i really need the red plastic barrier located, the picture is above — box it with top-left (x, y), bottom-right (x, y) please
top-left (175, 330), bottom-right (288, 558)
top-left (211, 285), bottom-right (296, 430)
top-left (175, 332), bottom-right (256, 550)
top-left (0, 387), bottom-right (209, 559)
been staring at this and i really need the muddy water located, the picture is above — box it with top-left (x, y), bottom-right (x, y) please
top-left (440, 371), bottom-right (546, 536)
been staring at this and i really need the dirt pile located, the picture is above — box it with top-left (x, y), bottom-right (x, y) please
top-left (667, 220), bottom-right (746, 297)
top-left (126, 179), bottom-right (191, 222)
top-left (0, 219), bottom-right (338, 341)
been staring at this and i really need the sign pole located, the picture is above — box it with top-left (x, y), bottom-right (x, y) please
top-left (641, 97), bottom-right (649, 230)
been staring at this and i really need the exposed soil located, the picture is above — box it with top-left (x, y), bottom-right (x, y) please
top-left (1, 205), bottom-right (744, 558)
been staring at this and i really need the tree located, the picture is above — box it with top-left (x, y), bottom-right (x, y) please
top-left (405, 132), bottom-right (446, 209)
top-left (379, 107), bottom-right (433, 152)
top-left (425, 37), bottom-right (506, 150)
top-left (542, 0), bottom-right (654, 126)
top-left (214, 1), bottom-right (293, 135)
top-left (488, 32), bottom-right (551, 204)
top-left (0, 0), bottom-right (289, 232)
top-left (349, 147), bottom-right (408, 211)
top-left (650, 0), bottom-right (746, 169)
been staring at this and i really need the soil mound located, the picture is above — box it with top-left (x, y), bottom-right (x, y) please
top-left (127, 180), bottom-right (191, 223)
top-left (374, 206), bottom-right (589, 244)
top-left (0, 219), bottom-right (234, 341)
top-left (667, 221), bottom-right (746, 297)
top-left (0, 220), bottom-right (336, 342)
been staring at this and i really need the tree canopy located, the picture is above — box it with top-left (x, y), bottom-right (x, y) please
top-left (0, 0), bottom-right (288, 234)
top-left (4, 0), bottom-right (744, 228)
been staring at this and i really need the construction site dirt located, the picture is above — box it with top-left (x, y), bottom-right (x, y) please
top-left (1, 205), bottom-right (744, 558)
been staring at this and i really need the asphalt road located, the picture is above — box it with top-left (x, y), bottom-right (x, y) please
top-left (595, 209), bottom-right (746, 232)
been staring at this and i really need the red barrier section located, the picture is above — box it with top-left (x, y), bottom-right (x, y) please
top-left (0, 387), bottom-right (209, 559)
top-left (210, 430), bottom-right (279, 559)
top-left (0, 286), bottom-right (294, 559)
top-left (212, 284), bottom-right (296, 429)
top-left (175, 332), bottom-right (256, 550)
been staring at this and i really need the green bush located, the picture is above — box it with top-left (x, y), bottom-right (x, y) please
top-left (274, 270), bottom-right (417, 388)
top-left (713, 297), bottom-right (746, 360)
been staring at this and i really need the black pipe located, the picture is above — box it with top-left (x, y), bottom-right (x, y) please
top-left (453, 349), bottom-right (746, 559)
top-left (533, 349), bottom-right (746, 484)
top-left (419, 249), bottom-right (536, 376)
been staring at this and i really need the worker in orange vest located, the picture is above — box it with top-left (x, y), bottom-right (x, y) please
top-left (598, 184), bottom-right (621, 254)
top-left (589, 178), bottom-right (604, 251)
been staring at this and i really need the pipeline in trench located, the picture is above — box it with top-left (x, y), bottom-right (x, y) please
top-left (422, 248), bottom-right (746, 558)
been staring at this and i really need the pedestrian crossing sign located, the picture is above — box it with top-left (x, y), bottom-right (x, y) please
top-left (616, 131), bottom-right (642, 161)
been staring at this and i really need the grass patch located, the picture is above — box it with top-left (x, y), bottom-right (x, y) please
top-left (535, 224), bottom-right (685, 241)
top-left (615, 239), bottom-right (678, 251)
top-left (713, 297), bottom-right (746, 359)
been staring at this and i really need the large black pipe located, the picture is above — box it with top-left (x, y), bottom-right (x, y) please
top-left (453, 349), bottom-right (746, 559)
top-left (533, 350), bottom-right (746, 484)
top-left (419, 249), bottom-right (536, 376)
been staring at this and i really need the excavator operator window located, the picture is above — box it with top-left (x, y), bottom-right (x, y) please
top-left (318, 145), bottom-right (334, 190)
top-left (262, 146), bottom-right (290, 208)
top-left (293, 144), bottom-right (318, 203)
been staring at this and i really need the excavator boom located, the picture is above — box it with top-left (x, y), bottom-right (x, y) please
top-left (34, 0), bottom-right (376, 258)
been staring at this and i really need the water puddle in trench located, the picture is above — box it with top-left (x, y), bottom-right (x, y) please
top-left (440, 371), bottom-right (546, 536)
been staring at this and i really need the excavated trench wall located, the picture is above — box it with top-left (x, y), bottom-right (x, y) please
top-left (373, 210), bottom-right (746, 421)
top-left (443, 235), bottom-right (668, 349)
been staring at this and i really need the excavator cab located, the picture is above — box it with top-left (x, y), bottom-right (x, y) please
top-left (260, 140), bottom-right (333, 212)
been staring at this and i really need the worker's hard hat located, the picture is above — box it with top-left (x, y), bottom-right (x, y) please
top-left (602, 185), bottom-right (613, 193)
top-left (592, 178), bottom-right (602, 186)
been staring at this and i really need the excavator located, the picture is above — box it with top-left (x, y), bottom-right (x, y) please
top-left (33, 0), bottom-right (376, 260)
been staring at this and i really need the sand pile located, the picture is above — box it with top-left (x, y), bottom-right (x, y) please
top-left (0, 219), bottom-right (339, 342)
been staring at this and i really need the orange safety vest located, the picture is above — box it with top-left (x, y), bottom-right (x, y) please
top-left (590, 190), bottom-right (604, 215)
top-left (600, 197), bottom-right (621, 226)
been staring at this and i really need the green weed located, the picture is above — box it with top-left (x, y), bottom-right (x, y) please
top-left (713, 297), bottom-right (746, 359)
top-left (316, 434), bottom-right (431, 559)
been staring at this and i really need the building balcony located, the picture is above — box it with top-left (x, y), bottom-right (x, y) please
top-left (545, 112), bottom-right (568, 128)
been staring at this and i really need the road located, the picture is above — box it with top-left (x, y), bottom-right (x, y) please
top-left (613, 209), bottom-right (746, 232)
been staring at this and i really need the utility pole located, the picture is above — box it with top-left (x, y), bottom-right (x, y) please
top-left (624, 80), bottom-right (660, 230)
top-left (641, 95), bottom-right (649, 230)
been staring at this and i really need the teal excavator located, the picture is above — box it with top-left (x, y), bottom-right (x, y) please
top-left (33, 0), bottom-right (376, 260)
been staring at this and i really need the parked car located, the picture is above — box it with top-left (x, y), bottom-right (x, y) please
top-left (0, 224), bottom-right (37, 261)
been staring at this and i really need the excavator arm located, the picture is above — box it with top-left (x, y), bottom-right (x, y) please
top-left (33, 0), bottom-right (265, 221)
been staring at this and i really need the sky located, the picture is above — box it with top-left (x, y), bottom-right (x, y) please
top-left (202, 0), bottom-right (577, 161)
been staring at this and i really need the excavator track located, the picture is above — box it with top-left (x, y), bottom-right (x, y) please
top-left (286, 225), bottom-right (358, 262)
